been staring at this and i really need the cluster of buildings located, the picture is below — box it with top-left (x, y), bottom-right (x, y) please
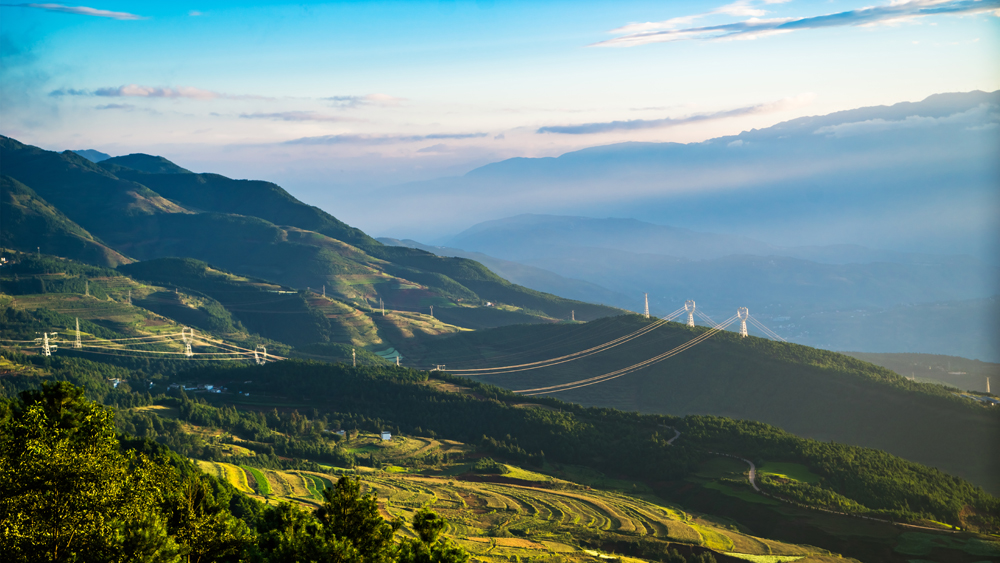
top-left (167, 383), bottom-right (225, 394)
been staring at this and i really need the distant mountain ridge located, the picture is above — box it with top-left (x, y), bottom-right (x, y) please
top-left (368, 90), bottom-right (999, 263)
top-left (378, 237), bottom-right (635, 309)
top-left (71, 149), bottom-right (111, 163)
top-left (422, 214), bottom-right (1000, 360)
top-left (446, 214), bottom-right (977, 265)
top-left (102, 154), bottom-right (193, 175)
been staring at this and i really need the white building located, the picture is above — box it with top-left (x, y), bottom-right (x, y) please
top-left (380, 431), bottom-right (392, 441)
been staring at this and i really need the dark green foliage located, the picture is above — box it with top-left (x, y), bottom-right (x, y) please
top-left (174, 360), bottom-right (999, 531)
top-left (0, 306), bottom-right (119, 341)
top-left (1, 251), bottom-right (122, 279)
top-left (104, 164), bottom-right (376, 246)
top-left (317, 476), bottom-right (401, 563)
top-left (100, 154), bottom-right (192, 175)
top-left (0, 382), bottom-right (467, 562)
top-left (135, 290), bottom-right (241, 334)
top-left (471, 457), bottom-right (510, 474)
top-left (0, 178), bottom-right (130, 268)
top-left (418, 315), bottom-right (1000, 494)
top-left (683, 416), bottom-right (1000, 529)
top-left (0, 381), bottom-right (249, 562)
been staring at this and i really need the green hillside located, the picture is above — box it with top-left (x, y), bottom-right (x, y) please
top-left (415, 315), bottom-right (1000, 493)
top-left (0, 136), bottom-right (619, 335)
top-left (1, 176), bottom-right (131, 268)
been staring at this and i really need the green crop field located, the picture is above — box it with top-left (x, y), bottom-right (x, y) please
top-left (242, 465), bottom-right (271, 495)
top-left (758, 462), bottom-right (821, 484)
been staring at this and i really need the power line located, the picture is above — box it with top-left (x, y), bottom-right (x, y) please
top-left (747, 316), bottom-right (787, 342)
top-left (438, 307), bottom-right (688, 375)
top-left (516, 315), bottom-right (738, 395)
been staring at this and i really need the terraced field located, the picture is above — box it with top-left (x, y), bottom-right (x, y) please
top-left (306, 294), bottom-right (384, 346)
top-left (349, 473), bottom-right (828, 561)
top-left (196, 460), bottom-right (338, 507)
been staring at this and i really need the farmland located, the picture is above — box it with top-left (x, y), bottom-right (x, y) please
top-left (181, 429), bottom-right (843, 562)
top-left (195, 455), bottom-right (841, 563)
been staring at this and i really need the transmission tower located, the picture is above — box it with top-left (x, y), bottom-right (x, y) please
top-left (737, 307), bottom-right (749, 337)
top-left (644, 294), bottom-right (649, 319)
top-left (430, 305), bottom-right (434, 318)
top-left (987, 376), bottom-right (991, 394)
top-left (74, 318), bottom-right (81, 349)
top-left (181, 327), bottom-right (194, 358)
top-left (255, 345), bottom-right (268, 365)
top-left (126, 289), bottom-right (132, 306)
top-left (395, 356), bottom-right (400, 366)
top-left (85, 280), bottom-right (89, 297)
top-left (380, 298), bottom-right (385, 316)
top-left (35, 332), bottom-right (58, 357)
top-left (684, 300), bottom-right (696, 327)
top-left (322, 284), bottom-right (326, 298)
top-left (571, 310), bottom-right (575, 322)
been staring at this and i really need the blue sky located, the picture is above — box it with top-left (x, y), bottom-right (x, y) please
top-left (2, 1), bottom-right (998, 199)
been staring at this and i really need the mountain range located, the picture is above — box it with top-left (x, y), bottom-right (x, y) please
top-left (0, 135), bottom-right (621, 350)
top-left (358, 91), bottom-right (999, 265)
top-left (383, 214), bottom-right (1000, 361)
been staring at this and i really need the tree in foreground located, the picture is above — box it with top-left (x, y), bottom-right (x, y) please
top-left (257, 475), bottom-right (468, 563)
top-left (0, 382), bottom-right (470, 562)
top-left (0, 382), bottom-right (182, 562)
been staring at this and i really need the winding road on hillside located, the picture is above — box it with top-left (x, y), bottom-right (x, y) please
top-left (716, 453), bottom-right (965, 534)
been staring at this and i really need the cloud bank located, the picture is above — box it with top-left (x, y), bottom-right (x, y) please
top-left (240, 111), bottom-right (359, 122)
top-left (814, 104), bottom-right (1000, 137)
top-left (49, 84), bottom-right (266, 100)
top-left (538, 95), bottom-right (813, 134)
top-left (284, 132), bottom-right (489, 145)
top-left (1, 3), bottom-right (143, 20)
top-left (325, 93), bottom-right (406, 108)
top-left (596, 0), bottom-right (1000, 47)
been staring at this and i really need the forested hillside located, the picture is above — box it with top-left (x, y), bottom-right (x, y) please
top-left (416, 316), bottom-right (1000, 493)
top-left (1, 351), bottom-right (996, 563)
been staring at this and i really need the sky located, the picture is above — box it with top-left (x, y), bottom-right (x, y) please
top-left (1, 0), bottom-right (998, 235)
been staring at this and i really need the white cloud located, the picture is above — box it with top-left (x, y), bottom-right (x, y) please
top-left (49, 84), bottom-right (269, 100)
top-left (325, 93), bottom-right (406, 108)
top-left (596, 0), bottom-right (1000, 47)
top-left (239, 111), bottom-right (360, 122)
top-left (284, 132), bottom-right (489, 145)
top-left (538, 94), bottom-right (814, 134)
top-left (1, 3), bottom-right (143, 19)
top-left (813, 104), bottom-right (999, 137)
top-left (611, 0), bottom-right (791, 34)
